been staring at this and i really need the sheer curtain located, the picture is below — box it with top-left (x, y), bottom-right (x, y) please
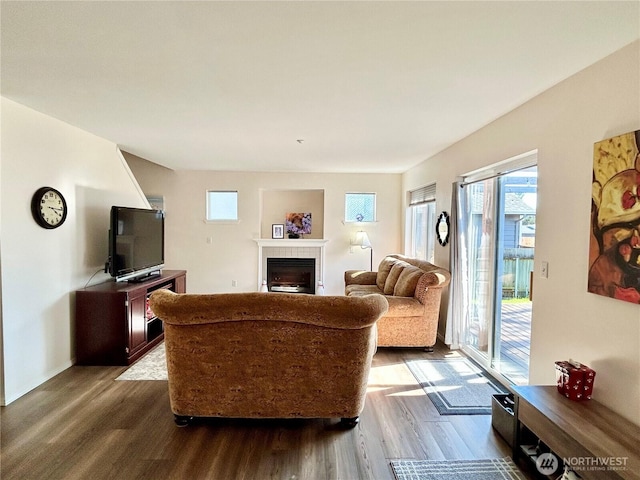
top-left (445, 181), bottom-right (469, 349)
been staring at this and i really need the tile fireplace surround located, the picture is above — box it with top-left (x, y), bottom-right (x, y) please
top-left (254, 239), bottom-right (328, 293)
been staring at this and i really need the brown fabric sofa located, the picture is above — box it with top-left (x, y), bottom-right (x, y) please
top-left (344, 254), bottom-right (450, 351)
top-left (149, 289), bottom-right (388, 427)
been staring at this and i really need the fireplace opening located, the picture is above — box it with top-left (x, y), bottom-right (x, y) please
top-left (267, 258), bottom-right (315, 294)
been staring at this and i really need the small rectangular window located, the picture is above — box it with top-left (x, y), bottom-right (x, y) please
top-left (345, 193), bottom-right (376, 222)
top-left (410, 202), bottom-right (436, 263)
top-left (206, 190), bottom-right (238, 221)
top-left (408, 184), bottom-right (436, 262)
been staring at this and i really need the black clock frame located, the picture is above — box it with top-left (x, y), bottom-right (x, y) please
top-left (31, 186), bottom-right (67, 229)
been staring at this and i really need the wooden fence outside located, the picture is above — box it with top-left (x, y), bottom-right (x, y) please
top-left (502, 248), bottom-right (534, 299)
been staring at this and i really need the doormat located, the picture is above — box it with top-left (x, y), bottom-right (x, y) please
top-left (405, 357), bottom-right (507, 415)
top-left (115, 342), bottom-right (167, 381)
top-left (390, 458), bottom-right (525, 480)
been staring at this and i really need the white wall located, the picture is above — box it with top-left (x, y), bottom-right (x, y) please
top-left (403, 41), bottom-right (640, 424)
top-left (125, 154), bottom-right (403, 296)
top-left (0, 98), bottom-right (149, 404)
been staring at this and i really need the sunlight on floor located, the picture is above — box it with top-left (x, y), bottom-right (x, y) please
top-left (424, 385), bottom-right (460, 394)
top-left (366, 353), bottom-right (493, 399)
top-left (367, 361), bottom-right (429, 397)
top-left (445, 351), bottom-right (464, 359)
top-left (368, 364), bottom-right (415, 385)
top-left (366, 385), bottom-right (393, 393)
top-left (387, 389), bottom-right (425, 397)
top-left (468, 377), bottom-right (491, 385)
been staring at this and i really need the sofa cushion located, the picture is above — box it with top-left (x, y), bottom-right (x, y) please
top-left (385, 296), bottom-right (425, 317)
top-left (376, 256), bottom-right (399, 291)
top-left (383, 260), bottom-right (410, 295)
top-left (393, 265), bottom-right (424, 297)
top-left (345, 284), bottom-right (382, 297)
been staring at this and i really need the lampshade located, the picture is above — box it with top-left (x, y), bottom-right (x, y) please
top-left (355, 230), bottom-right (372, 249)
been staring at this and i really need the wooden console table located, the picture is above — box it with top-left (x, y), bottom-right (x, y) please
top-left (513, 385), bottom-right (640, 479)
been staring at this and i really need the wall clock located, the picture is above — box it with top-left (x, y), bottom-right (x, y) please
top-left (31, 187), bottom-right (67, 229)
top-left (436, 211), bottom-right (450, 246)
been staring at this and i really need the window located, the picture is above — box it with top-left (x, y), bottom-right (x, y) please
top-left (345, 193), bottom-right (376, 222)
top-left (206, 190), bottom-right (238, 221)
top-left (408, 184), bottom-right (436, 263)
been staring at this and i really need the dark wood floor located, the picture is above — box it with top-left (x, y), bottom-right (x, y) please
top-left (1, 343), bottom-right (528, 480)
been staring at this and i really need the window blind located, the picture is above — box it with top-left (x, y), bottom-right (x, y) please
top-left (409, 183), bottom-right (436, 206)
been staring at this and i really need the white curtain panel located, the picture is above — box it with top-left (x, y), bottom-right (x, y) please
top-left (445, 181), bottom-right (470, 349)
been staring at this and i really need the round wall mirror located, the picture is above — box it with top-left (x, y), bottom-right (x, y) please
top-left (436, 211), bottom-right (450, 246)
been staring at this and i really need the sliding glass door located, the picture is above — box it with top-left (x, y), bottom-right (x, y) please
top-left (462, 166), bottom-right (537, 384)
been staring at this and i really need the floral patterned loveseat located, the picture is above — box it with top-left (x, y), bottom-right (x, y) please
top-left (344, 254), bottom-right (450, 351)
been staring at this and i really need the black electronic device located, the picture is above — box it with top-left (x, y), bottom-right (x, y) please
top-left (107, 206), bottom-right (164, 282)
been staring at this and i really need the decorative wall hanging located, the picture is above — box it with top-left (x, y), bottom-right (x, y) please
top-left (286, 212), bottom-right (311, 239)
top-left (588, 129), bottom-right (640, 304)
top-left (436, 211), bottom-right (450, 246)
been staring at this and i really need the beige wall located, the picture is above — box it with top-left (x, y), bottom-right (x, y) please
top-left (0, 98), bottom-right (149, 404)
top-left (403, 41), bottom-right (640, 424)
top-left (261, 189), bottom-right (325, 239)
top-left (125, 153), bottom-right (402, 295)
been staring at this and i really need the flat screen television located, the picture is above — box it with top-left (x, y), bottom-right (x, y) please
top-left (108, 206), bottom-right (165, 282)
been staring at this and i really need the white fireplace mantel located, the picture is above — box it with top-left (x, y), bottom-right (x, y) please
top-left (254, 238), bottom-right (329, 291)
top-left (254, 238), bottom-right (329, 248)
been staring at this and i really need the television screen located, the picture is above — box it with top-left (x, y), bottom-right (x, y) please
top-left (109, 206), bottom-right (164, 281)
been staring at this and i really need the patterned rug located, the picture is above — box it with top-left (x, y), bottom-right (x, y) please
top-left (390, 458), bottom-right (525, 480)
top-left (405, 357), bottom-right (507, 415)
top-left (115, 342), bottom-right (167, 380)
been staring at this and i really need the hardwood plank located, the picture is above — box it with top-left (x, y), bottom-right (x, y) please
top-left (1, 344), bottom-right (531, 480)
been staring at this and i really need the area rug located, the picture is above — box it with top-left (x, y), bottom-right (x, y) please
top-left (390, 458), bottom-right (525, 480)
top-left (405, 357), bottom-right (507, 415)
top-left (115, 342), bottom-right (167, 380)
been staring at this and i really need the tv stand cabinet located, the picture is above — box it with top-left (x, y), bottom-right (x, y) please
top-left (75, 270), bottom-right (186, 365)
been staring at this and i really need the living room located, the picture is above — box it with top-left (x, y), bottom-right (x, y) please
top-left (1, 2), bottom-right (639, 477)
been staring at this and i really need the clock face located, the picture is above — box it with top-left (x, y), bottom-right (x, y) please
top-left (32, 187), bottom-right (67, 229)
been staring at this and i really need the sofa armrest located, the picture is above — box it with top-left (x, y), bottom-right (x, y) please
top-left (415, 271), bottom-right (451, 305)
top-left (345, 270), bottom-right (378, 286)
top-left (420, 271), bottom-right (450, 288)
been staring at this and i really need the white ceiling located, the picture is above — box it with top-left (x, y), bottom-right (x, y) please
top-left (2, 1), bottom-right (639, 174)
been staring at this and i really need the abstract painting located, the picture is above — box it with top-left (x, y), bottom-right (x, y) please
top-left (588, 129), bottom-right (640, 304)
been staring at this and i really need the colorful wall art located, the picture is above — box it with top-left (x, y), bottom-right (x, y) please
top-left (285, 212), bottom-right (311, 238)
top-left (588, 129), bottom-right (640, 304)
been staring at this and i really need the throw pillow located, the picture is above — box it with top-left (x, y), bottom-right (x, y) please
top-left (383, 260), bottom-right (410, 295)
top-left (376, 256), bottom-right (398, 291)
top-left (393, 265), bottom-right (424, 297)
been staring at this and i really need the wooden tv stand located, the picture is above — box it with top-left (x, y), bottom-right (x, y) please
top-left (75, 270), bottom-right (186, 366)
top-left (513, 385), bottom-right (640, 479)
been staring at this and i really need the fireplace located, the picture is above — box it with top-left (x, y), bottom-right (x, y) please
top-left (267, 258), bottom-right (315, 294)
top-left (254, 238), bottom-right (327, 293)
